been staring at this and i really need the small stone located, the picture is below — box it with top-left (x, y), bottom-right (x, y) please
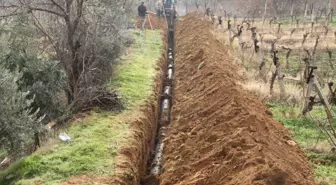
top-left (286, 140), bottom-right (296, 146)
top-left (254, 137), bottom-right (260, 142)
top-left (198, 62), bottom-right (205, 69)
top-left (249, 126), bottom-right (257, 132)
top-left (257, 146), bottom-right (263, 151)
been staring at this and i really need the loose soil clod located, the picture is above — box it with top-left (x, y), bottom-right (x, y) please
top-left (160, 13), bottom-right (316, 185)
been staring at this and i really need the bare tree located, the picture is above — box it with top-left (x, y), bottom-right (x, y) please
top-left (290, 0), bottom-right (295, 24)
top-left (304, 0), bottom-right (308, 19)
top-left (311, 3), bottom-right (315, 22)
top-left (262, 0), bottom-right (268, 24)
top-left (195, 0), bottom-right (200, 9)
top-left (0, 0), bottom-right (129, 112)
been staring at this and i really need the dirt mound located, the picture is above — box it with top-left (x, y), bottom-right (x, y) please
top-left (160, 13), bottom-right (316, 185)
top-left (136, 12), bottom-right (166, 30)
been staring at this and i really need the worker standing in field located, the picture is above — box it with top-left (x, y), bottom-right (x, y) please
top-left (138, 2), bottom-right (147, 30)
top-left (156, 0), bottom-right (163, 18)
top-left (138, 2), bottom-right (147, 18)
top-left (166, 0), bottom-right (172, 7)
top-left (218, 16), bottom-right (222, 27)
top-left (173, 6), bottom-right (178, 20)
top-left (217, 16), bottom-right (223, 31)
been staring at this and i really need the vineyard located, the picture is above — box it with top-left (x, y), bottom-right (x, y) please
top-left (205, 5), bottom-right (336, 183)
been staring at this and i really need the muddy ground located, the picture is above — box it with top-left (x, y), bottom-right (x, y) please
top-left (159, 13), bottom-right (316, 185)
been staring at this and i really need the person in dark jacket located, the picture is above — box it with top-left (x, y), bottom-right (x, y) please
top-left (165, 0), bottom-right (172, 7)
top-left (156, 1), bottom-right (161, 17)
top-left (218, 16), bottom-right (222, 26)
top-left (218, 16), bottom-right (223, 31)
top-left (138, 2), bottom-right (147, 17)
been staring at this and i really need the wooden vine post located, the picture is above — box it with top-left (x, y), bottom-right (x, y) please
top-left (258, 33), bottom-right (265, 72)
top-left (302, 61), bottom-right (333, 120)
top-left (270, 41), bottom-right (286, 98)
top-left (262, 0), bottom-right (268, 26)
top-left (237, 25), bottom-right (244, 55)
top-left (310, 22), bottom-right (315, 34)
top-left (228, 20), bottom-right (232, 45)
top-left (290, 28), bottom-right (296, 38)
top-left (327, 47), bottom-right (334, 69)
top-left (296, 19), bottom-right (300, 29)
top-left (282, 46), bottom-right (292, 69)
top-left (302, 36), bottom-right (332, 120)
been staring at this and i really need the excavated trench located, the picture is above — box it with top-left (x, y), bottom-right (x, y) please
top-left (111, 14), bottom-right (174, 185)
top-left (142, 15), bottom-right (176, 185)
top-left (114, 13), bottom-right (317, 185)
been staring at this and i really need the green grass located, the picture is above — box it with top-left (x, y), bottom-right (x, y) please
top-left (1, 113), bottom-right (129, 185)
top-left (0, 30), bottom-right (163, 185)
top-left (314, 164), bottom-right (336, 183)
top-left (269, 103), bottom-right (327, 144)
top-left (329, 16), bottom-right (336, 25)
top-left (268, 102), bottom-right (336, 184)
top-left (109, 30), bottom-right (162, 108)
top-left (278, 54), bottom-right (301, 77)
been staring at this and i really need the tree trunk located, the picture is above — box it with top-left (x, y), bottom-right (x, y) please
top-left (259, 36), bottom-right (265, 72)
top-left (185, 3), bottom-right (188, 14)
top-left (331, 9), bottom-right (334, 22)
top-left (290, 0), bottom-right (294, 24)
top-left (270, 72), bottom-right (277, 94)
top-left (62, 0), bottom-right (84, 105)
top-left (65, 87), bottom-right (74, 104)
top-left (262, 0), bottom-right (268, 25)
top-left (304, 1), bottom-right (308, 18)
top-left (311, 3), bottom-right (315, 22)
top-left (277, 67), bottom-right (286, 98)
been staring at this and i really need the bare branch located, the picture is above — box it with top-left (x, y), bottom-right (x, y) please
top-left (48, 0), bottom-right (65, 12)
top-left (30, 12), bottom-right (58, 53)
top-left (0, 9), bottom-right (20, 18)
top-left (29, 7), bottom-right (65, 17)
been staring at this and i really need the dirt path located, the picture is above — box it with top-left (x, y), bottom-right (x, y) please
top-left (160, 13), bottom-right (316, 185)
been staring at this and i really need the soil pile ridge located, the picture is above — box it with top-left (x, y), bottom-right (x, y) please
top-left (160, 13), bottom-right (316, 185)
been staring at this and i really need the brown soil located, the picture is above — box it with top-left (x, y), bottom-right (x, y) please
top-left (136, 12), bottom-right (167, 30)
top-left (160, 13), bottom-right (316, 185)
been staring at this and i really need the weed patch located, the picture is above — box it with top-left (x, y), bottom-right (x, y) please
top-left (269, 102), bottom-right (336, 184)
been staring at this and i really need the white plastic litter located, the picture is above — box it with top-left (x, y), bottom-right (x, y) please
top-left (0, 157), bottom-right (10, 166)
top-left (59, 133), bottom-right (71, 143)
